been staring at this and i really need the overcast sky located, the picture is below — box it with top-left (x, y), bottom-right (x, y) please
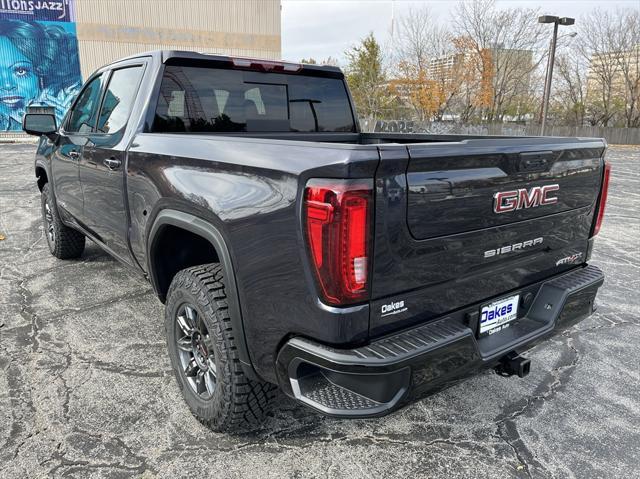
top-left (281, 0), bottom-right (639, 63)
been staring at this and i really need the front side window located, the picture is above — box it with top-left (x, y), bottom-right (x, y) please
top-left (97, 66), bottom-right (144, 134)
top-left (152, 64), bottom-right (355, 133)
top-left (66, 74), bottom-right (103, 133)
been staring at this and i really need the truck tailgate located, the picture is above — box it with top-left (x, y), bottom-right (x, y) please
top-left (370, 137), bottom-right (606, 336)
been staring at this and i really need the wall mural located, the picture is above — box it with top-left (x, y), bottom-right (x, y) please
top-left (0, 0), bottom-right (80, 131)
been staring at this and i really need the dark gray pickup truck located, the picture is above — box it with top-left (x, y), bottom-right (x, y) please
top-left (23, 50), bottom-right (609, 432)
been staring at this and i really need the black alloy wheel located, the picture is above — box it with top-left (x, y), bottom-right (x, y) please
top-left (175, 303), bottom-right (217, 398)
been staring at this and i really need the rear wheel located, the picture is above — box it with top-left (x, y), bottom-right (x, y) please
top-left (165, 263), bottom-right (276, 432)
top-left (41, 183), bottom-right (85, 259)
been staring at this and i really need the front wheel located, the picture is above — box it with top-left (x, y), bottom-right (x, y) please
top-left (165, 263), bottom-right (277, 432)
top-left (41, 183), bottom-right (85, 259)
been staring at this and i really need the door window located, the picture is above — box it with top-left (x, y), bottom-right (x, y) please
top-left (96, 66), bottom-right (144, 134)
top-left (66, 74), bottom-right (103, 133)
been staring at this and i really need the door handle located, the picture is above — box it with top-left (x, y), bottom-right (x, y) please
top-left (68, 150), bottom-right (80, 160)
top-left (103, 157), bottom-right (122, 170)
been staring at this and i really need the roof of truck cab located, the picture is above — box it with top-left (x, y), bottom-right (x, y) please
top-left (103, 49), bottom-right (344, 75)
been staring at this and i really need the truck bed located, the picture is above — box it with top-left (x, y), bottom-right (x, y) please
top-left (128, 131), bottom-right (605, 375)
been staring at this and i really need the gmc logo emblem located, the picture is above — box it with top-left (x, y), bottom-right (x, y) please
top-left (493, 184), bottom-right (559, 213)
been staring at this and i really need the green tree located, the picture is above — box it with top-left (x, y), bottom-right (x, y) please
top-left (344, 33), bottom-right (393, 120)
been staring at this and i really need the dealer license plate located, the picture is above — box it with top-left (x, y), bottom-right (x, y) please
top-left (479, 294), bottom-right (520, 336)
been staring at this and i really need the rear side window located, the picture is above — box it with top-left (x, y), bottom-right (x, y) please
top-left (152, 65), bottom-right (355, 133)
top-left (97, 66), bottom-right (144, 134)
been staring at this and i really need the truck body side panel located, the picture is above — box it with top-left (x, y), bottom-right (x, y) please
top-left (127, 133), bottom-right (379, 381)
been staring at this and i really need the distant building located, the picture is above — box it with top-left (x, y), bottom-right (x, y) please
top-left (427, 52), bottom-right (463, 84)
top-left (427, 47), bottom-right (532, 88)
top-left (586, 45), bottom-right (640, 103)
top-left (74, 0), bottom-right (282, 77)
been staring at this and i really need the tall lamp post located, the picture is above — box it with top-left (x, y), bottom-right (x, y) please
top-left (539, 15), bottom-right (575, 136)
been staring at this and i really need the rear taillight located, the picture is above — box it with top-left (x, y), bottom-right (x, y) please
top-left (592, 161), bottom-right (611, 237)
top-left (304, 179), bottom-right (372, 306)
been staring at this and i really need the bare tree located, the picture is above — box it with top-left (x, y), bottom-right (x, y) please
top-left (453, 0), bottom-right (545, 122)
top-left (577, 8), bottom-right (640, 127)
top-left (553, 47), bottom-right (588, 126)
top-left (613, 9), bottom-right (640, 127)
top-left (395, 7), bottom-right (450, 71)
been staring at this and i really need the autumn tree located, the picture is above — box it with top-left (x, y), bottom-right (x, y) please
top-left (344, 33), bottom-right (393, 120)
top-left (391, 8), bottom-right (461, 121)
top-left (449, 35), bottom-right (493, 123)
top-left (390, 67), bottom-right (442, 121)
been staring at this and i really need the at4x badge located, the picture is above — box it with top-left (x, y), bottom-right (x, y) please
top-left (556, 252), bottom-right (583, 266)
top-left (494, 184), bottom-right (559, 213)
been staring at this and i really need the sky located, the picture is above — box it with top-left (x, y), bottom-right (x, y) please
top-left (281, 0), bottom-right (639, 63)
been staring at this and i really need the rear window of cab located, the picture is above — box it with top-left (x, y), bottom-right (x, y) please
top-left (152, 64), bottom-right (356, 133)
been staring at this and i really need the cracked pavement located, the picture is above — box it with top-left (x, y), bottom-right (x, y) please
top-left (1, 144), bottom-right (639, 479)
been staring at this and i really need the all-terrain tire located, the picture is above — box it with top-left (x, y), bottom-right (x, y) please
top-left (41, 183), bottom-right (85, 259)
top-left (165, 263), bottom-right (277, 432)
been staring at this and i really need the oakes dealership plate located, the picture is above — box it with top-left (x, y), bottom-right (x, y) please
top-left (479, 294), bottom-right (520, 336)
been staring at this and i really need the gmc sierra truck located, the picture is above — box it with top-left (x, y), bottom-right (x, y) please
top-left (23, 50), bottom-right (609, 432)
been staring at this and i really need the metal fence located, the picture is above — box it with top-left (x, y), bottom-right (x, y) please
top-left (362, 120), bottom-right (640, 145)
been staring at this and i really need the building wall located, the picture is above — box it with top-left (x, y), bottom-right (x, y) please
top-left (75, 0), bottom-right (281, 77)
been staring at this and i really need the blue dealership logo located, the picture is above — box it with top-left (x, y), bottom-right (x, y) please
top-left (480, 303), bottom-right (514, 323)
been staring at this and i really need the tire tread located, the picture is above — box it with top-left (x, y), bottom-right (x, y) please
top-left (166, 263), bottom-right (277, 432)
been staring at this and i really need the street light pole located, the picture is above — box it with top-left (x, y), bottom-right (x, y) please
top-left (540, 21), bottom-right (558, 136)
top-left (538, 15), bottom-right (575, 136)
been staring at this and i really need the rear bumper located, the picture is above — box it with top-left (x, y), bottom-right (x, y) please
top-left (275, 264), bottom-right (604, 417)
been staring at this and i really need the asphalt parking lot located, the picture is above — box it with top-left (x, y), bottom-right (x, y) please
top-left (0, 143), bottom-right (638, 479)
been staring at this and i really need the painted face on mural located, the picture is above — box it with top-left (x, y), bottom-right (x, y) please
top-left (0, 16), bottom-right (82, 131)
top-left (0, 37), bottom-right (39, 115)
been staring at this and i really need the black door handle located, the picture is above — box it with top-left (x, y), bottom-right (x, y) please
top-left (68, 150), bottom-right (80, 160)
top-left (103, 157), bottom-right (122, 170)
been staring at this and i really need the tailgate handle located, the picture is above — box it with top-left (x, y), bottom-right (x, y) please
top-left (519, 151), bottom-right (553, 172)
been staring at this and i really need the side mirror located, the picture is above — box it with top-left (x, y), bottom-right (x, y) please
top-left (23, 113), bottom-right (58, 140)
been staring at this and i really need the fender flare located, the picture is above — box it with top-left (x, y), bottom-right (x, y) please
top-left (147, 209), bottom-right (258, 380)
